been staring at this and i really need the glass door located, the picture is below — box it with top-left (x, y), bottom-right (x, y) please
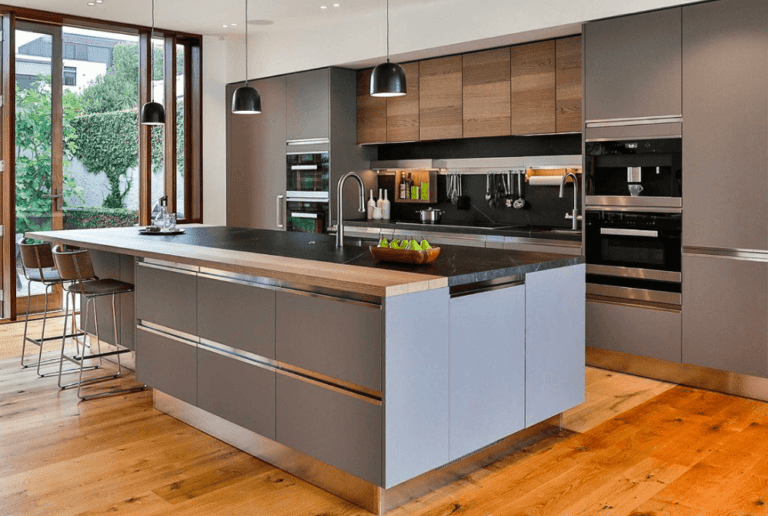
top-left (15, 22), bottom-right (64, 315)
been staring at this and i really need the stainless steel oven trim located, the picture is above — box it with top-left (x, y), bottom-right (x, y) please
top-left (586, 135), bottom-right (682, 143)
top-left (291, 165), bottom-right (319, 170)
top-left (585, 206), bottom-right (682, 214)
top-left (585, 196), bottom-right (682, 208)
top-left (586, 283), bottom-right (681, 305)
top-left (586, 264), bottom-right (681, 283)
top-left (585, 115), bottom-right (682, 127)
top-left (286, 191), bottom-right (330, 201)
top-left (600, 228), bottom-right (659, 238)
top-left (286, 138), bottom-right (330, 146)
top-left (290, 212), bottom-right (320, 219)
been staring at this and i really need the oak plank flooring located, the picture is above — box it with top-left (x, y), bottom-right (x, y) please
top-left (3, 322), bottom-right (768, 515)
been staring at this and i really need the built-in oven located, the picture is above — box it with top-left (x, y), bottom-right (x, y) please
top-left (286, 140), bottom-right (330, 233)
top-left (585, 137), bottom-right (682, 209)
top-left (585, 208), bottom-right (682, 305)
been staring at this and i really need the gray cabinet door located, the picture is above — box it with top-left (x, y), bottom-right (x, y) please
top-left (276, 290), bottom-right (382, 391)
top-left (682, 254), bottom-right (768, 378)
top-left (525, 264), bottom-right (585, 427)
top-left (586, 300), bottom-right (681, 363)
top-left (136, 327), bottom-right (197, 406)
top-left (286, 68), bottom-right (330, 141)
top-left (198, 348), bottom-right (276, 439)
top-left (276, 374), bottom-right (381, 485)
top-left (682, 0), bottom-right (768, 251)
top-left (135, 263), bottom-right (197, 336)
top-left (449, 285), bottom-right (525, 461)
top-left (226, 76), bottom-right (287, 230)
top-left (197, 276), bottom-right (275, 359)
top-left (584, 8), bottom-right (681, 121)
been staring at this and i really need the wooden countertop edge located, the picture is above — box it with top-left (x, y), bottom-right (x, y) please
top-left (28, 229), bottom-right (447, 298)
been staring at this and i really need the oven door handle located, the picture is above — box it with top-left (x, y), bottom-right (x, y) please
top-left (291, 165), bottom-right (319, 170)
top-left (290, 212), bottom-right (319, 219)
top-left (600, 228), bottom-right (659, 238)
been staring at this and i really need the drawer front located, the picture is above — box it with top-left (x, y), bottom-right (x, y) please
top-left (276, 374), bottom-right (382, 485)
top-left (587, 299), bottom-right (681, 363)
top-left (136, 327), bottom-right (197, 405)
top-left (198, 276), bottom-right (276, 359)
top-left (198, 348), bottom-right (276, 439)
top-left (276, 291), bottom-right (382, 391)
top-left (503, 241), bottom-right (582, 256)
top-left (136, 263), bottom-right (197, 335)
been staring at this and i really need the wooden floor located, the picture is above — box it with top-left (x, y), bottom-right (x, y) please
top-left (2, 322), bottom-right (768, 515)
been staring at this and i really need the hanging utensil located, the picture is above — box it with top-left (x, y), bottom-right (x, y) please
top-left (505, 170), bottom-right (514, 208)
top-left (485, 173), bottom-right (491, 201)
top-left (513, 170), bottom-right (526, 209)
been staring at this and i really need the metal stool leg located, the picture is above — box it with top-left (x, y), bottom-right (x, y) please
top-left (20, 281), bottom-right (32, 367)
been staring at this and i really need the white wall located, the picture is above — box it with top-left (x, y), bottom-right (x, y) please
top-left (202, 0), bottom-right (700, 222)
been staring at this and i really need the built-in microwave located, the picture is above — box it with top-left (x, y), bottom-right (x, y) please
top-left (585, 138), bottom-right (682, 209)
top-left (585, 208), bottom-right (682, 305)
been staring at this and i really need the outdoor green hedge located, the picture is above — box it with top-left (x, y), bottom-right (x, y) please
top-left (63, 207), bottom-right (138, 230)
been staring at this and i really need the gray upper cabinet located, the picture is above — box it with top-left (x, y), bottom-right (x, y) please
top-left (682, 0), bottom-right (768, 251)
top-left (286, 68), bottom-right (330, 141)
top-left (226, 76), bottom-right (287, 230)
top-left (682, 254), bottom-right (768, 378)
top-left (584, 8), bottom-right (682, 122)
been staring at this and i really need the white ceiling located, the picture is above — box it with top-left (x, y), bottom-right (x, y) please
top-left (7, 0), bottom-right (443, 36)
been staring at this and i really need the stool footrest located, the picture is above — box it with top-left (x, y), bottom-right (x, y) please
top-left (73, 348), bottom-right (131, 361)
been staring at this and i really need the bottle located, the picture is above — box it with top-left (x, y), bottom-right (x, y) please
top-left (382, 189), bottom-right (391, 220)
top-left (155, 196), bottom-right (169, 229)
top-left (399, 172), bottom-right (407, 200)
top-left (367, 190), bottom-right (376, 219)
top-left (377, 188), bottom-right (384, 210)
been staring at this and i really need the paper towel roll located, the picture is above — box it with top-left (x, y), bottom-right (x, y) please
top-left (528, 176), bottom-right (564, 186)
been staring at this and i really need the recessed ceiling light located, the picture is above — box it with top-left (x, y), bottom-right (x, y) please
top-left (320, 5), bottom-right (328, 9)
top-left (87, 1), bottom-right (95, 5)
top-left (231, 23), bottom-right (237, 26)
top-left (333, 3), bottom-right (340, 6)
top-left (222, 24), bottom-right (228, 28)
top-left (95, 0), bottom-right (103, 3)
top-left (248, 19), bottom-right (274, 25)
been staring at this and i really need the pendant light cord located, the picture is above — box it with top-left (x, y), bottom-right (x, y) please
top-left (151, 0), bottom-right (155, 102)
top-left (245, 0), bottom-right (249, 87)
top-left (386, 0), bottom-right (390, 63)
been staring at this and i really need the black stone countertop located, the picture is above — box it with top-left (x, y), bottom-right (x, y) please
top-left (165, 226), bottom-right (582, 287)
top-left (344, 219), bottom-right (583, 242)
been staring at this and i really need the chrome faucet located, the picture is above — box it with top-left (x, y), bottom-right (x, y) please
top-left (336, 172), bottom-right (366, 247)
top-left (559, 172), bottom-right (582, 231)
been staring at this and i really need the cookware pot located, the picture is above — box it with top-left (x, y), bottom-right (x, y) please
top-left (416, 208), bottom-right (443, 224)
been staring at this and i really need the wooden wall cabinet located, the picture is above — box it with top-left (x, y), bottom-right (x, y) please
top-left (356, 35), bottom-right (582, 144)
top-left (386, 62), bottom-right (420, 142)
top-left (556, 36), bottom-right (583, 132)
top-left (511, 40), bottom-right (555, 135)
top-left (463, 48), bottom-right (511, 138)
top-left (419, 55), bottom-right (464, 141)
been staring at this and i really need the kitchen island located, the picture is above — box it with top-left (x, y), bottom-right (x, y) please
top-left (29, 225), bottom-right (585, 514)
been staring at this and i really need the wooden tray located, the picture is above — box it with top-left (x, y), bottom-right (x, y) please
top-left (369, 245), bottom-right (441, 265)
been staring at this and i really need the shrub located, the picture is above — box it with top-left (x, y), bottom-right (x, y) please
top-left (63, 206), bottom-right (138, 230)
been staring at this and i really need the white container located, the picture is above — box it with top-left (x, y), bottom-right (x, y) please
top-left (377, 188), bottom-right (384, 210)
top-left (381, 190), bottom-right (391, 220)
top-left (367, 190), bottom-right (376, 219)
top-left (373, 206), bottom-right (383, 219)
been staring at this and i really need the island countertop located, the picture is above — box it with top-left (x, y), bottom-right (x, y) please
top-left (28, 225), bottom-right (583, 297)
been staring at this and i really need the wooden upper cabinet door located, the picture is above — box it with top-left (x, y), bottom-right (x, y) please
top-left (420, 56), bottom-right (463, 140)
top-left (584, 9), bottom-right (681, 121)
top-left (556, 36), bottom-right (583, 132)
top-left (511, 41), bottom-right (555, 134)
top-left (357, 69), bottom-right (387, 144)
top-left (386, 62), bottom-right (420, 142)
top-left (462, 48), bottom-right (511, 138)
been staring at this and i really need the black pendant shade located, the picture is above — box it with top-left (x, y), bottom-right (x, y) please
top-left (140, 101), bottom-right (165, 125)
top-left (232, 85), bottom-right (262, 114)
top-left (370, 61), bottom-right (407, 97)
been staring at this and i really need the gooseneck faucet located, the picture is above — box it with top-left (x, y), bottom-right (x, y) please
top-left (336, 172), bottom-right (366, 247)
top-left (559, 172), bottom-right (582, 231)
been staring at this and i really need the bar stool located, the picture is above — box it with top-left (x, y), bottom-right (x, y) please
top-left (19, 240), bottom-right (83, 376)
top-left (52, 245), bottom-right (146, 401)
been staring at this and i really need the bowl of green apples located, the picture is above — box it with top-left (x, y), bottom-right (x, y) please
top-left (369, 238), bottom-right (441, 265)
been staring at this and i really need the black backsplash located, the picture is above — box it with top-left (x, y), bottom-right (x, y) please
top-left (372, 134), bottom-right (583, 228)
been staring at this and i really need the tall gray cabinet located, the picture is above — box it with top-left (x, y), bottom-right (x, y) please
top-left (227, 68), bottom-right (372, 230)
top-left (681, 0), bottom-right (768, 377)
top-left (584, 8), bottom-right (682, 122)
top-left (226, 76), bottom-right (287, 230)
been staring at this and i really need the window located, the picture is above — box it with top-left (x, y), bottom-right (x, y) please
top-left (64, 43), bottom-right (76, 59)
top-left (63, 66), bottom-right (76, 86)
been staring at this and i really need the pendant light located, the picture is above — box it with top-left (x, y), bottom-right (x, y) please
top-left (231, 0), bottom-right (262, 114)
top-left (370, 0), bottom-right (406, 97)
top-left (140, 0), bottom-right (166, 125)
